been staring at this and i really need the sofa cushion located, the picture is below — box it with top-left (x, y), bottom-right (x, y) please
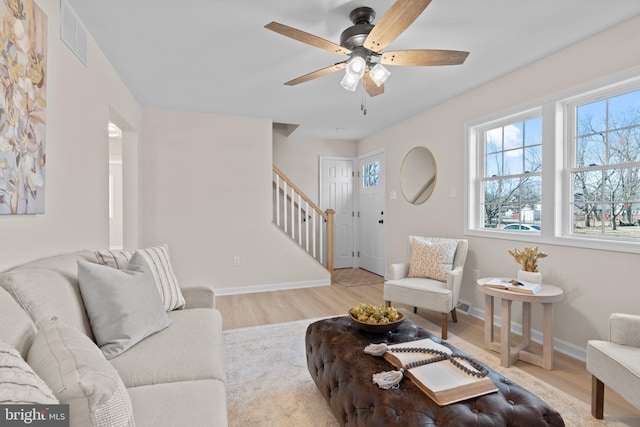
top-left (95, 245), bottom-right (185, 311)
top-left (27, 319), bottom-right (135, 427)
top-left (0, 340), bottom-right (58, 404)
top-left (110, 308), bottom-right (225, 388)
top-left (127, 379), bottom-right (227, 427)
top-left (0, 287), bottom-right (37, 358)
top-left (0, 250), bottom-right (98, 338)
top-left (407, 237), bottom-right (457, 282)
top-left (78, 253), bottom-right (171, 359)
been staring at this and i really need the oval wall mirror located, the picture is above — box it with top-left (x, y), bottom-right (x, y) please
top-left (401, 146), bottom-right (437, 204)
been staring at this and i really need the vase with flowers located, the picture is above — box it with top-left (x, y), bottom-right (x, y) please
top-left (508, 246), bottom-right (548, 284)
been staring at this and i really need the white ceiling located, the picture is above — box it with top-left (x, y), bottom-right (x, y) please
top-left (66, 0), bottom-right (640, 141)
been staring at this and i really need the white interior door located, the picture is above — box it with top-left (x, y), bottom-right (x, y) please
top-left (320, 158), bottom-right (354, 269)
top-left (358, 151), bottom-right (386, 276)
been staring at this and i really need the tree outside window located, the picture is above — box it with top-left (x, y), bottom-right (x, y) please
top-left (481, 117), bottom-right (542, 231)
top-left (571, 89), bottom-right (640, 239)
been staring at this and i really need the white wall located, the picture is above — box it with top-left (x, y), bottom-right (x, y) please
top-left (140, 110), bottom-right (329, 292)
top-left (273, 126), bottom-right (357, 202)
top-left (358, 16), bottom-right (640, 353)
top-left (0, 1), bottom-right (141, 271)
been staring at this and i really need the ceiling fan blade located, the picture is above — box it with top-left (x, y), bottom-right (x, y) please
top-left (363, 0), bottom-right (432, 53)
top-left (284, 62), bottom-right (347, 86)
top-left (265, 22), bottom-right (351, 56)
top-left (363, 71), bottom-right (384, 97)
top-left (381, 49), bottom-right (469, 66)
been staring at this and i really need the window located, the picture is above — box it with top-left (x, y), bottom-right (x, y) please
top-left (473, 112), bottom-right (542, 232)
top-left (363, 161), bottom-right (380, 187)
top-left (568, 88), bottom-right (640, 239)
top-left (466, 71), bottom-right (640, 252)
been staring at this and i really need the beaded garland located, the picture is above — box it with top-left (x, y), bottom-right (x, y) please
top-left (388, 347), bottom-right (489, 378)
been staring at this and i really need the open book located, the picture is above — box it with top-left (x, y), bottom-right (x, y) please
top-left (383, 338), bottom-right (498, 406)
top-left (481, 278), bottom-right (542, 295)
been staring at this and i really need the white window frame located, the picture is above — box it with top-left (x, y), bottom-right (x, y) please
top-left (466, 107), bottom-right (546, 243)
top-left (560, 77), bottom-right (640, 248)
top-left (465, 66), bottom-right (640, 253)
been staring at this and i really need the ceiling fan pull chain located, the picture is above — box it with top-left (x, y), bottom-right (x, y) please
top-left (361, 86), bottom-right (367, 115)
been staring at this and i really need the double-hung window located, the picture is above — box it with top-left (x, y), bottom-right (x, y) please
top-left (567, 88), bottom-right (640, 240)
top-left (470, 110), bottom-right (543, 233)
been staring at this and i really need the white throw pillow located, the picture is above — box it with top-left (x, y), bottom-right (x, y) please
top-left (27, 319), bottom-right (135, 427)
top-left (95, 244), bottom-right (185, 311)
top-left (78, 253), bottom-right (171, 359)
top-left (407, 237), bottom-right (458, 282)
top-left (0, 340), bottom-right (58, 404)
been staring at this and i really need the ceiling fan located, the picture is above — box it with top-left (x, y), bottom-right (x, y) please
top-left (265, 0), bottom-right (469, 97)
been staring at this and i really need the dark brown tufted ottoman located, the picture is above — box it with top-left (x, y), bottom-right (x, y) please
top-left (306, 316), bottom-right (565, 427)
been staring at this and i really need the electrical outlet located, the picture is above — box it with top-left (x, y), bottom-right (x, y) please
top-left (233, 256), bottom-right (240, 266)
top-left (473, 269), bottom-right (480, 281)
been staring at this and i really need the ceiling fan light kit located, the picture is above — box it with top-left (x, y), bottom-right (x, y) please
top-left (340, 72), bottom-right (360, 92)
top-left (346, 56), bottom-right (366, 78)
top-left (265, 0), bottom-right (468, 99)
top-left (369, 63), bottom-right (391, 87)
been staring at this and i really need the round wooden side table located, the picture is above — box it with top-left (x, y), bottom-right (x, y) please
top-left (477, 277), bottom-right (564, 370)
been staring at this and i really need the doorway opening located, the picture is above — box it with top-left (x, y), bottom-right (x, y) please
top-left (108, 121), bottom-right (123, 249)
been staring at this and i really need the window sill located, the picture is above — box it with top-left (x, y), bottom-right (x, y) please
top-left (465, 228), bottom-right (640, 254)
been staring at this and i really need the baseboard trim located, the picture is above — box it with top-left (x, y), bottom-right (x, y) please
top-left (216, 279), bottom-right (330, 296)
top-left (467, 306), bottom-right (587, 362)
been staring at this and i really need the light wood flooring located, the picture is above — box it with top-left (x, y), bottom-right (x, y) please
top-left (216, 283), bottom-right (640, 425)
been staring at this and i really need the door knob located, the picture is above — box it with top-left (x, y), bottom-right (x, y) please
top-left (378, 219), bottom-right (384, 224)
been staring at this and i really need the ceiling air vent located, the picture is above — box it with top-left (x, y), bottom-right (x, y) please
top-left (60, 1), bottom-right (88, 66)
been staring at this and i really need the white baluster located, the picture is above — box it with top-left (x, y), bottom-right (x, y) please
top-left (283, 181), bottom-right (288, 234)
top-left (305, 201), bottom-right (310, 252)
top-left (275, 174), bottom-right (280, 227)
top-left (320, 216), bottom-right (324, 265)
top-left (312, 210), bottom-right (316, 258)
top-left (291, 186), bottom-right (295, 240)
top-left (298, 194), bottom-right (302, 245)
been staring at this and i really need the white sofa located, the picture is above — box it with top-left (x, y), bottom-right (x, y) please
top-left (586, 313), bottom-right (640, 419)
top-left (0, 250), bottom-right (227, 426)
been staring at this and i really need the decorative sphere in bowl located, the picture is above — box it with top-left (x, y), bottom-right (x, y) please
top-left (349, 303), bottom-right (405, 334)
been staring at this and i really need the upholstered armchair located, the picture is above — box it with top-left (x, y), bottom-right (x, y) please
top-left (384, 236), bottom-right (468, 339)
top-left (586, 313), bottom-right (640, 419)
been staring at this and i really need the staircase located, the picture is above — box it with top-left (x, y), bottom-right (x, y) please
top-left (272, 165), bottom-right (334, 280)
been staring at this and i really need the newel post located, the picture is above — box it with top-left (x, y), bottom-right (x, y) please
top-left (325, 209), bottom-right (335, 283)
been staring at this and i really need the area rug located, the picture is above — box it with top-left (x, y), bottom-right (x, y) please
top-left (223, 311), bottom-right (627, 426)
top-left (333, 268), bottom-right (384, 287)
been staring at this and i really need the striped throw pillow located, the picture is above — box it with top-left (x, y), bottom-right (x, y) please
top-left (0, 340), bottom-right (58, 404)
top-left (135, 245), bottom-right (185, 311)
top-left (95, 245), bottom-right (185, 311)
top-left (95, 249), bottom-right (132, 269)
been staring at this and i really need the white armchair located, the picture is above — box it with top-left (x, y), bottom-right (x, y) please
top-left (587, 313), bottom-right (640, 419)
top-left (384, 236), bottom-right (468, 339)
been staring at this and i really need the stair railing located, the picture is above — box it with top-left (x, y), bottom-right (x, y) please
top-left (272, 165), bottom-right (334, 281)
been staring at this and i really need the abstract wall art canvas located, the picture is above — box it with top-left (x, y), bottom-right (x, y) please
top-left (0, 0), bottom-right (47, 214)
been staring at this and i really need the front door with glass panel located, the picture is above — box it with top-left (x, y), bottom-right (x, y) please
top-left (358, 151), bottom-right (386, 276)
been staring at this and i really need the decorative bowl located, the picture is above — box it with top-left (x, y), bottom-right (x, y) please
top-left (349, 311), bottom-right (405, 334)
